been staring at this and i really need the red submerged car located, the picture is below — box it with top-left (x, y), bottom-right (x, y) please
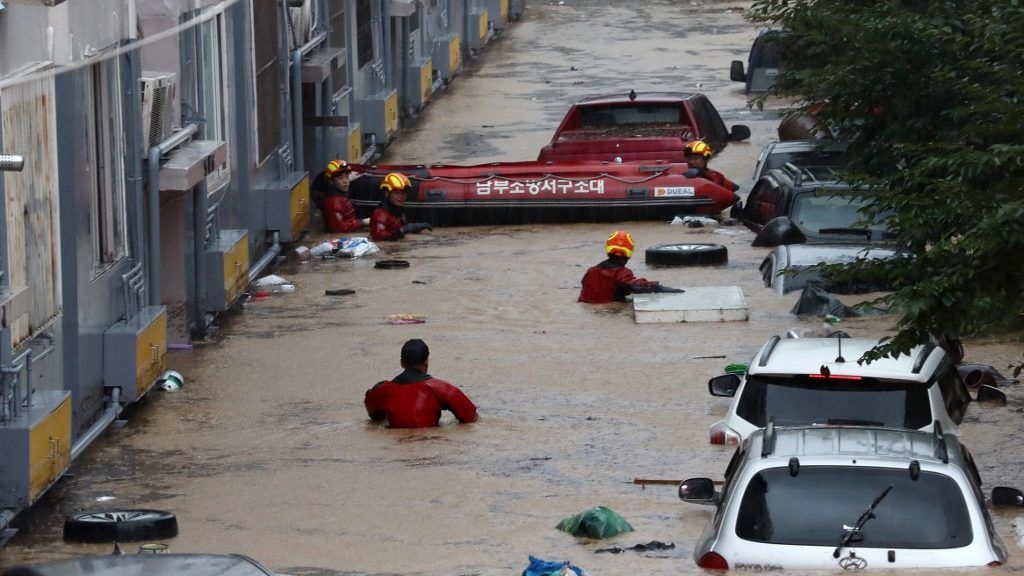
top-left (537, 92), bottom-right (751, 164)
top-left (347, 160), bottom-right (740, 225)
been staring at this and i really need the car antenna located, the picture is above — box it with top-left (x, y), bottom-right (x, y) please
top-left (629, 89), bottom-right (637, 101)
top-left (761, 417), bottom-right (776, 458)
top-left (933, 420), bottom-right (949, 464)
top-left (835, 333), bottom-right (845, 363)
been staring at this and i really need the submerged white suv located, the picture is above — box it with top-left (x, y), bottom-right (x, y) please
top-left (705, 336), bottom-right (1003, 445)
top-left (679, 425), bottom-right (1020, 570)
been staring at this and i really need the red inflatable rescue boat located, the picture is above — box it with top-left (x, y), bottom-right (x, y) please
top-left (347, 161), bottom-right (738, 225)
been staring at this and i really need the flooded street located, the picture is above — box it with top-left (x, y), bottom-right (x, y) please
top-left (3, 1), bottom-right (1023, 575)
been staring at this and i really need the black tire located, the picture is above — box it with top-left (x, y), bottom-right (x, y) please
top-left (374, 259), bottom-right (410, 269)
top-left (645, 243), bottom-right (728, 266)
top-left (63, 509), bottom-right (178, 543)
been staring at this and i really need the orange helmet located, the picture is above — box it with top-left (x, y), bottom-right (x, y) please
top-left (380, 172), bottom-right (412, 192)
top-left (605, 230), bottom-right (635, 259)
top-left (325, 159), bottom-right (351, 177)
top-left (684, 140), bottom-right (712, 158)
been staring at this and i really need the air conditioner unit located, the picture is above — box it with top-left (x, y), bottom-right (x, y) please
top-left (140, 72), bottom-right (177, 148)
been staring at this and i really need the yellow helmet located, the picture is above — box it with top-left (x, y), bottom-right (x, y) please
top-left (380, 172), bottom-right (412, 192)
top-left (325, 159), bottom-right (351, 178)
top-left (684, 140), bottom-right (713, 158)
top-left (605, 230), bottom-right (635, 259)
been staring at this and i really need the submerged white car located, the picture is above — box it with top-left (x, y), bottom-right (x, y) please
top-left (679, 425), bottom-right (1021, 570)
top-left (706, 336), bottom-right (1005, 445)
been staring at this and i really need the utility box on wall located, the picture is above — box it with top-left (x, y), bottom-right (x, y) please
top-left (432, 33), bottom-right (462, 83)
top-left (361, 89), bottom-right (399, 145)
top-left (466, 9), bottom-right (490, 50)
top-left (205, 230), bottom-right (250, 311)
top-left (103, 306), bottom-right (168, 404)
top-left (406, 58), bottom-right (433, 110)
top-left (486, 0), bottom-right (509, 29)
top-left (0, 391), bottom-right (72, 510)
top-left (257, 172), bottom-right (310, 243)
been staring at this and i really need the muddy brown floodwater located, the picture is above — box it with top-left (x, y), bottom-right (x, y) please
top-left (3, 2), bottom-right (1023, 575)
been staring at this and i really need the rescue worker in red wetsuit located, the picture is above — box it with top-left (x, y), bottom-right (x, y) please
top-left (312, 160), bottom-right (364, 233)
top-left (578, 231), bottom-right (684, 304)
top-left (369, 172), bottom-right (433, 241)
top-left (364, 339), bottom-right (478, 428)
top-left (683, 140), bottom-right (740, 192)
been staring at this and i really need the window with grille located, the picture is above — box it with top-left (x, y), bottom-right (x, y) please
top-left (86, 61), bottom-right (128, 269)
top-left (252, 0), bottom-right (281, 164)
top-left (356, 0), bottom-right (373, 68)
top-left (410, 5), bottom-right (420, 32)
top-left (329, 0), bottom-right (345, 47)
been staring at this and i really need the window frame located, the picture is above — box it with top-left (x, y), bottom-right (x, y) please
top-left (356, 0), bottom-right (373, 69)
top-left (86, 59), bottom-right (128, 274)
top-left (250, 0), bottom-right (282, 166)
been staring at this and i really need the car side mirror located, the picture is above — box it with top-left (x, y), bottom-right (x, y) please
top-left (992, 486), bottom-right (1024, 507)
top-left (679, 477), bottom-right (718, 505)
top-left (709, 374), bottom-right (742, 397)
top-left (729, 125), bottom-right (751, 141)
top-left (975, 384), bottom-right (1007, 405)
top-left (752, 216), bottom-right (807, 247)
top-left (730, 60), bottom-right (746, 82)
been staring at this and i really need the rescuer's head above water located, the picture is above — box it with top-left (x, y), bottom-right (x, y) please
top-left (380, 171), bottom-right (413, 206)
top-left (684, 140), bottom-right (713, 170)
top-left (605, 230), bottom-right (636, 262)
top-left (325, 159), bottom-right (352, 193)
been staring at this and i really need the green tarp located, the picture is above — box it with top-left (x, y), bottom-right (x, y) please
top-left (556, 506), bottom-right (633, 539)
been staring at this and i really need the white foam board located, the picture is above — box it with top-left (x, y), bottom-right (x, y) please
top-left (633, 286), bottom-right (749, 323)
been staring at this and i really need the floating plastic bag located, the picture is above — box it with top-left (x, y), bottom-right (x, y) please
top-left (556, 506), bottom-right (633, 539)
top-left (253, 274), bottom-right (289, 287)
top-left (522, 556), bottom-right (585, 576)
top-left (336, 237), bottom-right (379, 258)
top-left (670, 215), bottom-right (719, 228)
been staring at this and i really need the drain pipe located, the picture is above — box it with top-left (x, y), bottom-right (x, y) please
top-left (248, 231), bottom-right (281, 283)
top-left (71, 387), bottom-right (122, 460)
top-left (192, 180), bottom-right (209, 338)
top-left (147, 124), bottom-right (199, 306)
top-left (291, 49), bottom-right (304, 174)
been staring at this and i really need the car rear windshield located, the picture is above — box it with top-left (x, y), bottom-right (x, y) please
top-left (577, 104), bottom-right (682, 127)
top-left (791, 192), bottom-right (889, 239)
top-left (736, 466), bottom-right (973, 548)
top-left (736, 375), bottom-right (932, 429)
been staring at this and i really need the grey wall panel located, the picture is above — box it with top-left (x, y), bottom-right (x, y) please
top-left (55, 68), bottom-right (131, 435)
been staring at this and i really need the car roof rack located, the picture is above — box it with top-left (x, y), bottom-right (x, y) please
top-left (911, 343), bottom-right (936, 374)
top-left (780, 162), bottom-right (804, 186)
top-left (761, 418), bottom-right (777, 458)
top-left (933, 420), bottom-right (949, 464)
top-left (758, 335), bottom-right (782, 367)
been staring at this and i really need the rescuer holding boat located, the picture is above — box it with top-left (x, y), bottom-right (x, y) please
top-left (683, 140), bottom-right (740, 192)
top-left (370, 172), bottom-right (433, 241)
top-left (579, 231), bottom-right (684, 304)
top-left (364, 339), bottom-right (478, 428)
top-left (311, 160), bottom-right (364, 233)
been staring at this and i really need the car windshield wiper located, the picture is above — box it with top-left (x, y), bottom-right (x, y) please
top-left (832, 484), bottom-right (894, 558)
top-left (818, 227), bottom-right (871, 239)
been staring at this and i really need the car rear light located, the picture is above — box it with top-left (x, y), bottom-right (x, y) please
top-left (697, 551), bottom-right (729, 570)
top-left (709, 424), bottom-right (741, 445)
top-left (808, 374), bottom-right (862, 380)
top-left (988, 560), bottom-right (1002, 567)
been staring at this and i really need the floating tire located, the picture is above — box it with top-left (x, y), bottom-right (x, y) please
top-left (645, 243), bottom-right (728, 266)
top-left (63, 509), bottom-right (178, 543)
top-left (374, 259), bottom-right (410, 269)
